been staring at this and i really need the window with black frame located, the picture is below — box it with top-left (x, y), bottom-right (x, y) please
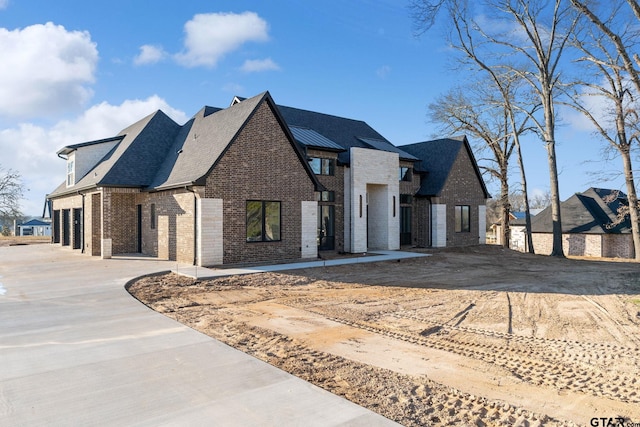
top-left (455, 205), bottom-right (470, 232)
top-left (309, 157), bottom-right (335, 175)
top-left (246, 201), bottom-right (281, 242)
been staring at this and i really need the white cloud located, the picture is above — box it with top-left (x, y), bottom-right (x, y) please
top-left (0, 96), bottom-right (187, 215)
top-left (175, 12), bottom-right (269, 68)
top-left (0, 22), bottom-right (98, 119)
top-left (134, 44), bottom-right (167, 66)
top-left (240, 58), bottom-right (280, 73)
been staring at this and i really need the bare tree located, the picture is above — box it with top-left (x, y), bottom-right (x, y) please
top-left (565, 1), bottom-right (640, 259)
top-left (0, 165), bottom-right (23, 221)
top-left (413, 0), bottom-right (580, 257)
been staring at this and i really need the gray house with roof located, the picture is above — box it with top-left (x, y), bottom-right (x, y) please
top-left (48, 92), bottom-right (488, 266)
top-left (528, 188), bottom-right (635, 258)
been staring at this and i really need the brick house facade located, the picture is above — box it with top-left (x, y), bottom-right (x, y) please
top-left (528, 188), bottom-right (635, 259)
top-left (48, 92), bottom-right (489, 266)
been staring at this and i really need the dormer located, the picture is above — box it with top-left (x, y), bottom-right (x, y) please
top-left (57, 136), bottom-right (123, 187)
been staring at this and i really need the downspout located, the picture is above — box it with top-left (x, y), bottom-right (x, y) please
top-left (76, 190), bottom-right (85, 253)
top-left (186, 186), bottom-right (198, 266)
top-left (428, 197), bottom-right (433, 248)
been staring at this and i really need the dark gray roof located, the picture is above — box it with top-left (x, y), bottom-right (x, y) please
top-left (148, 94), bottom-right (265, 189)
top-left (49, 92), bottom-right (322, 197)
top-left (531, 188), bottom-right (631, 234)
top-left (290, 126), bottom-right (345, 152)
top-left (400, 136), bottom-right (489, 198)
top-left (278, 105), bottom-right (409, 163)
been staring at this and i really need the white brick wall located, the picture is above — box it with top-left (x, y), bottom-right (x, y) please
top-left (432, 204), bottom-right (447, 247)
top-left (478, 205), bottom-right (486, 244)
top-left (101, 238), bottom-right (112, 259)
top-left (349, 148), bottom-right (400, 253)
top-left (198, 198), bottom-right (223, 266)
top-left (301, 201), bottom-right (318, 259)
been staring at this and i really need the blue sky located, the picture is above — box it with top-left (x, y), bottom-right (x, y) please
top-left (0, 0), bottom-right (627, 215)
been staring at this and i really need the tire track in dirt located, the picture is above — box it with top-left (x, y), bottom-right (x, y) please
top-left (171, 308), bottom-right (569, 427)
top-left (286, 304), bottom-right (640, 405)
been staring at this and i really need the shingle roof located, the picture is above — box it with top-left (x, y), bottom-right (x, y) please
top-left (531, 188), bottom-right (631, 234)
top-left (49, 92), bottom-right (322, 197)
top-left (278, 105), bottom-right (412, 163)
top-left (400, 136), bottom-right (489, 198)
top-left (148, 93), bottom-right (265, 189)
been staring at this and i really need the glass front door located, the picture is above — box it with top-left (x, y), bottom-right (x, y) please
top-left (318, 205), bottom-right (335, 250)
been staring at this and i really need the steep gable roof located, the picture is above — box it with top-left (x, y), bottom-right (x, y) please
top-left (148, 92), bottom-right (321, 191)
top-left (49, 110), bottom-right (181, 197)
top-left (531, 188), bottom-right (631, 234)
top-left (401, 136), bottom-right (489, 198)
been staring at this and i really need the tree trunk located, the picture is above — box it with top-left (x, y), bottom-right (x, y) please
top-left (621, 151), bottom-right (640, 260)
top-left (543, 93), bottom-right (565, 257)
top-left (500, 174), bottom-right (511, 248)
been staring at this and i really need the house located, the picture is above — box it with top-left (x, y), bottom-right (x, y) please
top-left (528, 188), bottom-right (635, 258)
top-left (47, 92), bottom-right (489, 266)
top-left (490, 209), bottom-right (543, 250)
top-left (17, 218), bottom-right (52, 236)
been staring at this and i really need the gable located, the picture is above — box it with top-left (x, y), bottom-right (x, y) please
top-left (531, 188), bottom-right (631, 234)
top-left (401, 136), bottom-right (489, 199)
top-left (204, 100), bottom-right (318, 198)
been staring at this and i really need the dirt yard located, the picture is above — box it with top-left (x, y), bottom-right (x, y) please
top-left (128, 246), bottom-right (640, 427)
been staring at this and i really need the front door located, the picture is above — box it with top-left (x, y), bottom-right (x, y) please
top-left (400, 206), bottom-right (412, 246)
top-left (72, 208), bottom-right (82, 249)
top-left (318, 205), bottom-right (335, 251)
top-left (62, 209), bottom-right (70, 246)
top-left (136, 204), bottom-right (142, 253)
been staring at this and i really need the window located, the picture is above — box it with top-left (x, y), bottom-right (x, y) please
top-left (316, 191), bottom-right (335, 202)
top-left (150, 204), bottom-right (156, 229)
top-left (318, 205), bottom-right (335, 250)
top-left (400, 194), bottom-right (413, 204)
top-left (455, 205), bottom-right (470, 232)
top-left (246, 201), bottom-right (281, 242)
top-left (309, 157), bottom-right (335, 175)
top-left (67, 160), bottom-right (75, 186)
top-left (399, 166), bottom-right (411, 182)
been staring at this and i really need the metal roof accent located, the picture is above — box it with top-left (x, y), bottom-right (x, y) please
top-left (289, 126), bottom-right (345, 151)
top-left (357, 137), bottom-right (419, 161)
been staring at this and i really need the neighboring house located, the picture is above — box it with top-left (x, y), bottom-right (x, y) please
top-left (47, 91), bottom-right (489, 266)
top-left (17, 218), bottom-right (52, 237)
top-left (491, 209), bottom-right (543, 250)
top-left (529, 188), bottom-right (635, 258)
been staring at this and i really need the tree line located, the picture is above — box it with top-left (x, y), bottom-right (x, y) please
top-left (411, 0), bottom-right (640, 260)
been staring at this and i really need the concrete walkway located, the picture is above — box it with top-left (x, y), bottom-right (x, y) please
top-left (0, 244), bottom-right (402, 426)
top-left (173, 250), bottom-right (429, 279)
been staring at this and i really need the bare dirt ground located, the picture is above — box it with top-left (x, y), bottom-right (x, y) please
top-left (0, 236), bottom-right (50, 247)
top-left (128, 246), bottom-right (640, 427)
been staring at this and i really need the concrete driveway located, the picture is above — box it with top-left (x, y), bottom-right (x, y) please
top-left (0, 244), bottom-right (399, 426)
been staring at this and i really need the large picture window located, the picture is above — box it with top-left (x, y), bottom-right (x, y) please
top-left (309, 157), bottom-right (335, 175)
top-left (455, 205), bottom-right (470, 232)
top-left (246, 201), bottom-right (281, 242)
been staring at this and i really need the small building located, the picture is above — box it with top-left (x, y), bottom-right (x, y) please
top-left (17, 218), bottom-right (52, 237)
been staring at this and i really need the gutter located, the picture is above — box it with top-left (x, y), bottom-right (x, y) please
top-left (186, 186), bottom-right (198, 266)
